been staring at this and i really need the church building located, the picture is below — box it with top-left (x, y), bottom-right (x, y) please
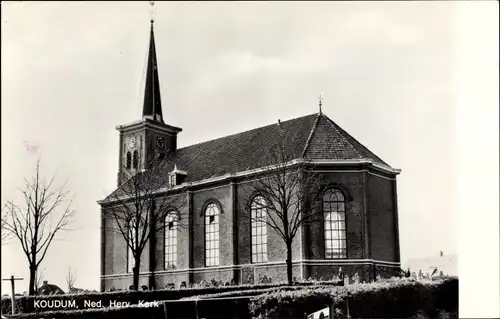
top-left (98, 20), bottom-right (402, 291)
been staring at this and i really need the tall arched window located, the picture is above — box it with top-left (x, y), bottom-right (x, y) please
top-left (164, 213), bottom-right (177, 269)
top-left (251, 196), bottom-right (268, 263)
top-left (133, 150), bottom-right (139, 169)
top-left (204, 203), bottom-right (220, 267)
top-left (126, 152), bottom-right (132, 169)
top-left (323, 189), bottom-right (347, 258)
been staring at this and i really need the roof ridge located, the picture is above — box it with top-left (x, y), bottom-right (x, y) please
top-left (321, 113), bottom-right (389, 166)
top-left (301, 113), bottom-right (321, 158)
top-left (321, 114), bottom-right (363, 159)
top-left (177, 113), bottom-right (318, 151)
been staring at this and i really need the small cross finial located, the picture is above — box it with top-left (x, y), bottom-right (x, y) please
top-left (318, 95), bottom-right (323, 114)
top-left (149, 1), bottom-right (155, 23)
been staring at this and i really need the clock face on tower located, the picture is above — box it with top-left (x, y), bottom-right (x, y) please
top-left (128, 136), bottom-right (136, 148)
top-left (156, 137), bottom-right (165, 150)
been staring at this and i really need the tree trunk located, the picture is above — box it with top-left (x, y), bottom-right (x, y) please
top-left (286, 241), bottom-right (293, 286)
top-left (28, 264), bottom-right (37, 296)
top-left (149, 269), bottom-right (156, 290)
top-left (133, 257), bottom-right (140, 290)
top-left (148, 206), bottom-right (156, 290)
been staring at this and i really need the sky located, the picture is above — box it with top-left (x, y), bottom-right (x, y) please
top-left (0, 1), bottom-right (497, 308)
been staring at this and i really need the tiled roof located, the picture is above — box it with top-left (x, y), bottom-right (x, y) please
top-left (37, 283), bottom-right (65, 295)
top-left (173, 113), bottom-right (318, 183)
top-left (303, 114), bottom-right (388, 165)
top-left (104, 112), bottom-right (391, 200)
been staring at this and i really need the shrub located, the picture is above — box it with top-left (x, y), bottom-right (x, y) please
top-left (0, 280), bottom-right (343, 316)
top-left (180, 281), bottom-right (343, 301)
top-left (1, 282), bottom-right (298, 315)
top-left (249, 277), bottom-right (458, 319)
top-left (1, 302), bottom-right (166, 319)
top-left (181, 286), bottom-right (299, 301)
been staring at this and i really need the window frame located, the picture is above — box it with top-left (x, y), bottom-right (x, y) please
top-left (126, 152), bottom-right (132, 170)
top-left (250, 195), bottom-right (268, 264)
top-left (132, 150), bottom-right (139, 169)
top-left (323, 188), bottom-right (348, 259)
top-left (203, 201), bottom-right (221, 267)
top-left (164, 213), bottom-right (178, 270)
top-left (169, 174), bottom-right (176, 186)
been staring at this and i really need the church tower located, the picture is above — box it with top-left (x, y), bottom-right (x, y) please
top-left (115, 19), bottom-right (182, 186)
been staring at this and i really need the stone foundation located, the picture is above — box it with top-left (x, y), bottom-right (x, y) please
top-left (101, 260), bottom-right (401, 290)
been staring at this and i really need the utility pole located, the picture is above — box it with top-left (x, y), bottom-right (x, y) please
top-left (2, 275), bottom-right (24, 315)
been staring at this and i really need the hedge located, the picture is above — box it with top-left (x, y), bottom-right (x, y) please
top-left (0, 280), bottom-right (340, 315)
top-left (249, 277), bottom-right (459, 319)
top-left (1, 278), bottom-right (457, 319)
top-left (0, 283), bottom-right (281, 315)
top-left (181, 280), bottom-right (343, 300)
top-left (0, 302), bottom-right (167, 319)
top-left (165, 297), bottom-right (253, 319)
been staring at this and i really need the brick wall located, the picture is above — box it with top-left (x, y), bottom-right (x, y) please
top-left (102, 274), bottom-right (150, 291)
top-left (307, 263), bottom-right (371, 281)
top-left (144, 130), bottom-right (177, 161)
top-left (154, 270), bottom-right (189, 289)
top-left (192, 185), bottom-right (233, 268)
top-left (235, 182), bottom-right (302, 266)
top-left (303, 171), bottom-right (366, 260)
top-left (253, 263), bottom-right (303, 283)
top-left (192, 268), bottom-right (234, 284)
top-left (367, 174), bottom-right (397, 262)
top-left (153, 195), bottom-right (190, 272)
top-left (306, 262), bottom-right (400, 282)
top-left (101, 167), bottom-right (400, 290)
top-left (102, 207), bottom-right (150, 290)
top-left (104, 216), bottom-right (129, 275)
top-left (236, 184), bottom-right (253, 265)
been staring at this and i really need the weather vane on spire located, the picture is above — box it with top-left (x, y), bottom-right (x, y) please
top-left (318, 94), bottom-right (323, 114)
top-left (149, 1), bottom-right (155, 23)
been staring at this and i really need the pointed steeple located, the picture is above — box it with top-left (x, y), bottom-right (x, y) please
top-left (142, 19), bottom-right (164, 123)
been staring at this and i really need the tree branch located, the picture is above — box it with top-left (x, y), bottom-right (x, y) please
top-left (1, 157), bottom-right (76, 295)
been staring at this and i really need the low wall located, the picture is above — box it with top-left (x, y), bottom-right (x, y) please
top-left (305, 262), bottom-right (400, 282)
top-left (101, 260), bottom-right (401, 290)
top-left (101, 274), bottom-right (150, 291)
top-left (192, 267), bottom-right (234, 284)
top-left (154, 270), bottom-right (189, 289)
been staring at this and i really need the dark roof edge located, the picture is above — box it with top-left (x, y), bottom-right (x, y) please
top-left (97, 158), bottom-right (401, 205)
top-left (321, 113), bottom-right (390, 167)
top-left (301, 113), bottom-right (321, 158)
top-left (115, 119), bottom-right (182, 134)
top-left (322, 113), bottom-right (364, 158)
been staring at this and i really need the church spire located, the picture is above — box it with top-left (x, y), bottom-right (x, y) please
top-left (142, 18), bottom-right (164, 123)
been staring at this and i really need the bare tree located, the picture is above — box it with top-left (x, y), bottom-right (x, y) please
top-left (34, 267), bottom-right (45, 293)
top-left (103, 153), bottom-right (186, 290)
top-left (243, 140), bottom-right (323, 286)
top-left (66, 266), bottom-right (76, 292)
top-left (1, 209), bottom-right (11, 244)
top-left (2, 157), bottom-right (75, 295)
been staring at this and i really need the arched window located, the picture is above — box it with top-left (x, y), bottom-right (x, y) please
top-left (251, 196), bottom-right (268, 263)
top-left (204, 203), bottom-right (220, 267)
top-left (126, 152), bottom-right (132, 169)
top-left (133, 150), bottom-right (139, 169)
top-left (323, 189), bottom-right (347, 258)
top-left (164, 213), bottom-right (177, 269)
